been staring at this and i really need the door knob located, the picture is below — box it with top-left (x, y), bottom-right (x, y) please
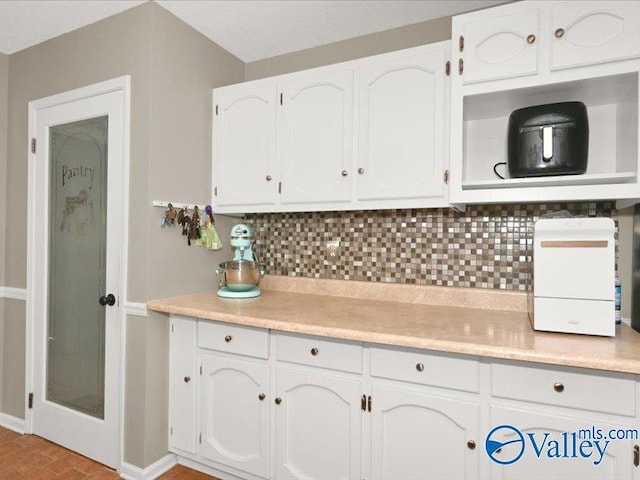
top-left (99, 294), bottom-right (116, 306)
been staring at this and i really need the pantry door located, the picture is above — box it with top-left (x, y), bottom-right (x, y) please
top-left (27, 77), bottom-right (129, 468)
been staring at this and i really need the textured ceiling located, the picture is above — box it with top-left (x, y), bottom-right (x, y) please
top-left (0, 1), bottom-right (146, 54)
top-left (157, 0), bottom-right (507, 62)
top-left (0, 0), bottom-right (507, 59)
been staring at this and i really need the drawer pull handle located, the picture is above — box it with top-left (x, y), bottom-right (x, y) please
top-left (258, 393), bottom-right (266, 401)
top-left (553, 382), bottom-right (564, 393)
top-left (183, 376), bottom-right (191, 383)
top-left (416, 363), bottom-right (425, 372)
top-left (467, 440), bottom-right (476, 450)
top-left (357, 167), bottom-right (365, 175)
top-left (634, 445), bottom-right (639, 467)
top-left (526, 34), bottom-right (536, 44)
top-left (555, 28), bottom-right (565, 38)
top-left (341, 170), bottom-right (348, 177)
top-left (311, 348), bottom-right (319, 356)
top-left (275, 397), bottom-right (282, 405)
top-left (224, 335), bottom-right (232, 343)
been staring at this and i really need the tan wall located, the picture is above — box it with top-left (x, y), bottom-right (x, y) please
top-left (0, 52), bottom-right (8, 290)
top-left (0, 52), bottom-right (8, 412)
top-left (5, 1), bottom-right (154, 439)
top-left (136, 4), bottom-right (243, 466)
top-left (6, 3), bottom-right (154, 293)
top-left (245, 16), bottom-right (450, 80)
top-left (2, 299), bottom-right (25, 418)
top-left (4, 2), bottom-right (244, 469)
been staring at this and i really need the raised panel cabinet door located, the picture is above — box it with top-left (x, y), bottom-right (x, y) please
top-left (213, 82), bottom-right (277, 207)
top-left (370, 384), bottom-right (480, 480)
top-left (460, 8), bottom-right (539, 84)
top-left (489, 406), bottom-right (634, 480)
top-left (279, 69), bottom-right (354, 205)
top-left (199, 353), bottom-right (269, 479)
top-left (169, 316), bottom-right (198, 454)
top-left (275, 369), bottom-right (362, 480)
top-left (550, 1), bottom-right (640, 71)
top-left (357, 47), bottom-right (447, 202)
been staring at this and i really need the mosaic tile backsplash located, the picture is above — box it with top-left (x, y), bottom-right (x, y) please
top-left (245, 202), bottom-right (617, 291)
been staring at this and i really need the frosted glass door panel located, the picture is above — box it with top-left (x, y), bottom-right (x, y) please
top-left (47, 116), bottom-right (108, 419)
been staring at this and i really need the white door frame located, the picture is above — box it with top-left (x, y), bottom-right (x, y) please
top-left (25, 75), bottom-right (131, 470)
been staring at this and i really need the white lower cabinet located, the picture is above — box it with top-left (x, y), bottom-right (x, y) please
top-left (199, 353), bottom-right (270, 479)
top-left (274, 368), bottom-right (363, 480)
top-left (168, 316), bottom-right (640, 480)
top-left (168, 316), bottom-right (198, 455)
top-left (489, 406), bottom-right (635, 480)
top-left (370, 384), bottom-right (479, 480)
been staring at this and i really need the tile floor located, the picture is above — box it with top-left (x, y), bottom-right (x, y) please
top-left (0, 426), bottom-right (216, 480)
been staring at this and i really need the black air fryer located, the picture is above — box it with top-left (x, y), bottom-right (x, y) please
top-left (507, 102), bottom-right (589, 178)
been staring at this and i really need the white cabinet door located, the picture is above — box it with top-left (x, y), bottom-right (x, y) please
top-left (459, 8), bottom-right (539, 84)
top-left (550, 1), bottom-right (640, 71)
top-left (200, 353), bottom-right (270, 479)
top-left (357, 47), bottom-right (447, 202)
top-left (279, 70), bottom-right (353, 205)
top-left (489, 406), bottom-right (634, 480)
top-left (169, 316), bottom-right (198, 454)
top-left (213, 81), bottom-right (277, 208)
top-left (370, 384), bottom-right (479, 480)
top-left (275, 369), bottom-right (362, 480)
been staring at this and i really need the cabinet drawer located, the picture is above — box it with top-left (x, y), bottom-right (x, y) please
top-left (276, 333), bottom-right (363, 374)
top-left (198, 321), bottom-right (269, 359)
top-left (370, 346), bottom-right (479, 393)
top-left (491, 362), bottom-right (636, 416)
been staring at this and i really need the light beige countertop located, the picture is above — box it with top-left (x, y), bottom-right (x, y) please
top-left (147, 276), bottom-right (640, 376)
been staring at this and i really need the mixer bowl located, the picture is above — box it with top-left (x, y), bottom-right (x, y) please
top-left (217, 260), bottom-right (262, 292)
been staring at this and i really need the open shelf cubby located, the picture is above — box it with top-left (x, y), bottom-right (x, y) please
top-left (461, 72), bottom-right (639, 192)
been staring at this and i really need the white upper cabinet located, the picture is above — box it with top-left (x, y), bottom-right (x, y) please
top-left (213, 81), bottom-right (277, 208)
top-left (212, 42), bottom-right (451, 214)
top-left (461, 8), bottom-right (539, 84)
top-left (450, 0), bottom-right (640, 208)
top-left (550, 1), bottom-right (640, 71)
top-left (279, 70), bottom-right (353, 205)
top-left (357, 47), bottom-right (447, 203)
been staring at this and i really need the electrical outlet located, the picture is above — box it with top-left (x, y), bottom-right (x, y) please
top-left (326, 240), bottom-right (341, 262)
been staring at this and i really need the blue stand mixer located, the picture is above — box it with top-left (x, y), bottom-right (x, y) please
top-left (216, 224), bottom-right (263, 298)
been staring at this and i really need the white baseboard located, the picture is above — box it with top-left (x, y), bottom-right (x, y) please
top-left (0, 287), bottom-right (27, 301)
top-left (123, 301), bottom-right (148, 317)
top-left (119, 454), bottom-right (177, 480)
top-left (0, 413), bottom-right (26, 434)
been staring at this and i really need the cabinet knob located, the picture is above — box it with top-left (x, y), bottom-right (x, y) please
top-left (416, 363), bottom-right (425, 372)
top-left (555, 28), bottom-right (565, 38)
top-left (266, 175), bottom-right (272, 181)
top-left (527, 34), bottom-right (536, 44)
top-left (183, 376), bottom-right (191, 383)
top-left (341, 170), bottom-right (348, 177)
top-left (311, 347), bottom-right (319, 356)
top-left (275, 397), bottom-right (282, 405)
top-left (224, 335), bottom-right (232, 343)
top-left (553, 382), bottom-right (564, 393)
top-left (357, 168), bottom-right (365, 175)
top-left (467, 440), bottom-right (476, 450)
top-left (258, 393), bottom-right (266, 401)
